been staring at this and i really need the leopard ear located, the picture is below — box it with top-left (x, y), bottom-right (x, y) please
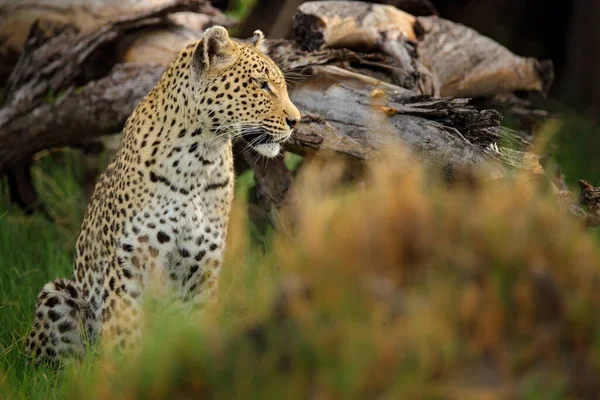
top-left (193, 26), bottom-right (236, 73)
top-left (249, 30), bottom-right (268, 53)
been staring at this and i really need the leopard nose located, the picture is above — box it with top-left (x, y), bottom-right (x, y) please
top-left (286, 117), bottom-right (299, 129)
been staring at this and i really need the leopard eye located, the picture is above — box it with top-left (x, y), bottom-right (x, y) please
top-left (260, 80), bottom-right (270, 91)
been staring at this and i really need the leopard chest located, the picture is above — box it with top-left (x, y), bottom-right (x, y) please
top-left (114, 149), bottom-right (235, 295)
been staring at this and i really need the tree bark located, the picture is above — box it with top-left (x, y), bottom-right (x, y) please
top-left (0, 0), bottom-right (232, 84)
top-left (0, 0), bottom-right (225, 173)
top-left (285, 65), bottom-right (502, 170)
top-left (0, 0), bottom-right (227, 211)
top-left (239, 0), bottom-right (438, 39)
top-left (0, 63), bottom-right (165, 172)
top-left (0, 39), bottom-right (516, 177)
top-left (292, 1), bottom-right (554, 97)
top-left (416, 16), bottom-right (554, 97)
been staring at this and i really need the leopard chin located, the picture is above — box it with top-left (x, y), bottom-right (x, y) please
top-left (252, 142), bottom-right (281, 158)
top-left (243, 127), bottom-right (288, 158)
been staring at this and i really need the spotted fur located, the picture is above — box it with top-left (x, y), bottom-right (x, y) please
top-left (25, 26), bottom-right (301, 364)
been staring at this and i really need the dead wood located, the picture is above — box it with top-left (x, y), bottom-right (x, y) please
top-left (0, 0), bottom-right (589, 229)
top-left (238, 0), bottom-right (436, 40)
top-left (1, 63), bottom-right (165, 171)
top-left (0, 32), bottom-right (544, 214)
top-left (471, 94), bottom-right (553, 122)
top-left (292, 1), bottom-right (554, 98)
top-left (0, 0), bottom-right (218, 174)
top-left (267, 39), bottom-right (417, 89)
top-left (578, 180), bottom-right (600, 226)
top-left (285, 65), bottom-right (503, 170)
top-left (0, 0), bottom-right (224, 211)
top-left (0, 0), bottom-right (232, 83)
top-left (416, 16), bottom-right (555, 97)
top-left (2, 34), bottom-right (515, 176)
top-left (117, 26), bottom-right (204, 66)
top-left (248, 153), bottom-right (294, 230)
top-left (293, 1), bottom-right (418, 51)
top-left (2, 0), bottom-right (216, 124)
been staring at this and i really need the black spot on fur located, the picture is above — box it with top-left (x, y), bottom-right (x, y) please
top-left (157, 231), bottom-right (171, 243)
top-left (45, 297), bottom-right (60, 308)
top-left (194, 250), bottom-right (206, 262)
top-left (179, 248), bottom-right (191, 258)
top-left (48, 309), bottom-right (62, 322)
top-left (204, 178), bottom-right (230, 191)
top-left (66, 284), bottom-right (78, 299)
top-left (58, 321), bottom-right (73, 333)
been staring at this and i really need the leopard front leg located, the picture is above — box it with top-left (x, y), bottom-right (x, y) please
top-left (99, 232), bottom-right (172, 354)
top-left (99, 253), bottom-right (147, 354)
top-left (168, 223), bottom-right (226, 307)
top-left (100, 289), bottom-right (143, 354)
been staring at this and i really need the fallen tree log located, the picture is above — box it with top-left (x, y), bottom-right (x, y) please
top-left (0, 63), bottom-right (164, 171)
top-left (0, 0), bottom-right (225, 211)
top-left (1, 0), bottom-right (218, 127)
top-left (239, 0), bottom-right (437, 39)
top-left (0, 0), bottom-right (595, 227)
top-left (292, 1), bottom-right (554, 98)
top-left (416, 16), bottom-right (554, 98)
top-left (0, 36), bottom-right (513, 180)
top-left (284, 65), bottom-right (502, 169)
top-left (1, 0), bottom-right (554, 175)
top-left (0, 0), bottom-right (232, 84)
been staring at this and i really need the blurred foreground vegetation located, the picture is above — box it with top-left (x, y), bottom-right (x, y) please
top-left (1, 136), bottom-right (600, 398)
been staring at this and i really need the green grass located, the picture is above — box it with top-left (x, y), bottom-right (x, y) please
top-left (0, 151), bottom-right (85, 399)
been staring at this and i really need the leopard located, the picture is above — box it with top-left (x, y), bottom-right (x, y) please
top-left (24, 26), bottom-right (301, 364)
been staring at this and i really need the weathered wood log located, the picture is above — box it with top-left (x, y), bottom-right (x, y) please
top-left (284, 65), bottom-right (504, 171)
top-left (267, 39), bottom-right (415, 88)
top-left (0, 0), bottom-right (232, 84)
top-left (0, 37), bottom-right (407, 175)
top-left (0, 37), bottom-right (516, 217)
top-left (117, 26), bottom-right (203, 65)
top-left (0, 2), bottom-right (552, 175)
top-left (1, 63), bottom-right (164, 171)
top-left (0, 0), bottom-right (223, 211)
top-left (293, 1), bottom-right (418, 50)
top-left (2, 0), bottom-right (216, 125)
top-left (238, 0), bottom-right (437, 39)
top-left (248, 153), bottom-right (294, 230)
top-left (290, 3), bottom-right (423, 92)
top-left (0, 0), bottom-right (221, 170)
top-left (1, 36), bottom-right (512, 176)
top-left (416, 16), bottom-right (554, 98)
top-left (292, 1), bottom-right (554, 98)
